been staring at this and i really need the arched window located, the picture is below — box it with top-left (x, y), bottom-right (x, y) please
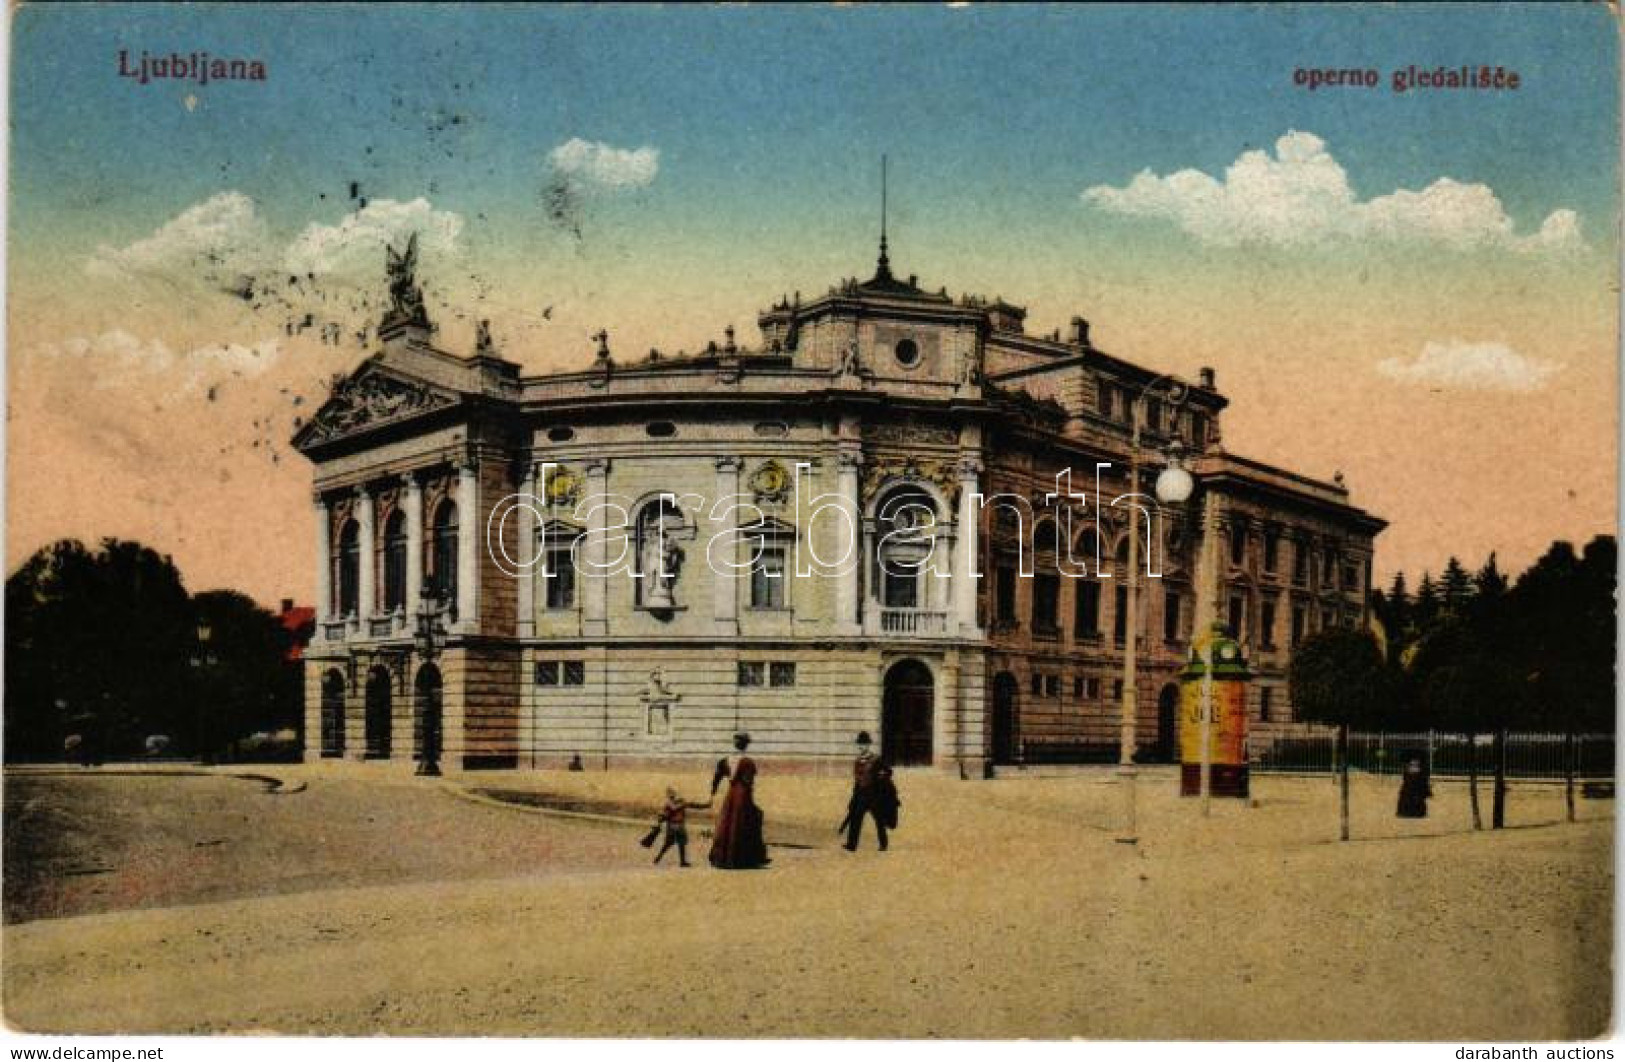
top-left (336, 519), bottom-right (360, 617)
top-left (431, 500), bottom-right (459, 605)
top-left (382, 509), bottom-right (407, 612)
top-left (542, 523), bottom-right (583, 610)
top-left (874, 486), bottom-right (939, 610)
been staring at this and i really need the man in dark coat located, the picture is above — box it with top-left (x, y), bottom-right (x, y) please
top-left (1396, 754), bottom-right (1432, 818)
top-left (842, 731), bottom-right (898, 851)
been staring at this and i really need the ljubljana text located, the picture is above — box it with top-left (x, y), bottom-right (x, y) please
top-left (117, 50), bottom-right (268, 85)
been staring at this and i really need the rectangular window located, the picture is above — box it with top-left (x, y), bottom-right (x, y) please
top-left (1032, 573), bottom-right (1059, 634)
top-left (1031, 673), bottom-right (1043, 696)
top-left (1098, 381), bottom-right (1115, 419)
top-left (1073, 676), bottom-right (1085, 698)
top-left (1342, 563), bottom-right (1359, 591)
top-left (737, 661), bottom-right (765, 687)
top-left (1261, 600), bottom-right (1277, 648)
top-left (1074, 579), bottom-right (1101, 636)
top-left (1323, 549), bottom-right (1338, 586)
top-left (996, 566), bottom-right (1017, 626)
top-left (883, 566), bottom-right (919, 608)
top-left (1114, 585), bottom-right (1128, 644)
top-left (1229, 523), bottom-right (1247, 566)
top-left (1190, 413), bottom-right (1207, 449)
top-left (1322, 608), bottom-right (1336, 631)
top-left (1163, 589), bottom-right (1181, 642)
top-left (751, 546), bottom-right (786, 609)
top-left (1293, 541), bottom-right (1309, 586)
top-left (1260, 687), bottom-right (1273, 723)
top-left (535, 661), bottom-right (559, 686)
top-left (545, 547), bottom-right (576, 609)
top-left (1112, 679), bottom-right (1124, 702)
top-left (1263, 532), bottom-right (1280, 574)
top-left (1227, 595), bottom-right (1246, 640)
top-left (1145, 396), bottom-right (1163, 434)
top-left (769, 662), bottom-right (796, 688)
top-left (1291, 604), bottom-right (1307, 646)
top-left (1088, 677), bottom-right (1101, 699)
top-left (1044, 674), bottom-right (1060, 698)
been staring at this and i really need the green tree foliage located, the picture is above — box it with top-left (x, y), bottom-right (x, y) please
top-left (1290, 627), bottom-right (1396, 840)
top-left (5, 539), bottom-right (299, 762)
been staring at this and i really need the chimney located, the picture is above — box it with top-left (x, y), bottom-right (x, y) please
top-left (280, 597), bottom-right (293, 613)
top-left (1069, 316), bottom-right (1091, 347)
top-left (1199, 366), bottom-right (1216, 390)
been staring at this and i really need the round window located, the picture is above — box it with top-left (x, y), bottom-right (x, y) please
top-left (894, 338), bottom-right (920, 367)
top-left (547, 426), bottom-right (575, 442)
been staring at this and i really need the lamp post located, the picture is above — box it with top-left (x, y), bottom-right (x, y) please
top-left (413, 586), bottom-right (444, 777)
top-left (1119, 381), bottom-right (1196, 844)
top-left (194, 619), bottom-right (215, 766)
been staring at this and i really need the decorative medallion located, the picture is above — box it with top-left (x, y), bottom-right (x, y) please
top-left (545, 465), bottom-right (584, 508)
top-left (748, 460), bottom-right (792, 506)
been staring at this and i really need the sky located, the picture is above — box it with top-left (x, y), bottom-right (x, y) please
top-left (7, 3), bottom-right (1619, 606)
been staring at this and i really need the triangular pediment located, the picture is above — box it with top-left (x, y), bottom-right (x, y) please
top-left (738, 515), bottom-right (798, 537)
top-left (293, 362), bottom-right (459, 450)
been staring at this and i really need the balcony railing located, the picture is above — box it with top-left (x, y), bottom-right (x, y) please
top-left (880, 609), bottom-right (947, 635)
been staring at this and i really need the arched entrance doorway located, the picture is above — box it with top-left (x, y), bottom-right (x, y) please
top-left (364, 666), bottom-right (392, 759)
top-left (882, 659), bottom-right (934, 766)
top-left (320, 670), bottom-right (346, 758)
top-left (414, 664), bottom-right (443, 772)
top-left (1156, 682), bottom-right (1181, 763)
top-left (991, 672), bottom-right (1019, 765)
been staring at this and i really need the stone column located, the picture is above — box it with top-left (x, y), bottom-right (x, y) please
top-left (313, 494), bottom-right (332, 639)
top-left (835, 450), bottom-right (863, 633)
top-left (583, 458), bottom-right (611, 637)
top-left (456, 462), bottom-right (479, 631)
top-left (404, 473), bottom-right (424, 623)
top-left (356, 486), bottom-right (376, 627)
top-left (516, 463), bottom-right (538, 638)
top-left (953, 455), bottom-right (983, 636)
top-left (714, 457), bottom-right (743, 634)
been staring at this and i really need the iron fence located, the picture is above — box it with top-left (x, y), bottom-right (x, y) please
top-left (1251, 731), bottom-right (1615, 781)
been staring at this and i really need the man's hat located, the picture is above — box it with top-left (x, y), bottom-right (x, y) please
top-left (856, 731), bottom-right (872, 746)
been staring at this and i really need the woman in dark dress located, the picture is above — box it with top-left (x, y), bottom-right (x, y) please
top-left (1396, 755), bottom-right (1432, 818)
top-left (709, 732), bottom-right (769, 868)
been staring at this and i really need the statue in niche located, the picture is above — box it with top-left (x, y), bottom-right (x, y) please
top-left (639, 501), bottom-right (687, 611)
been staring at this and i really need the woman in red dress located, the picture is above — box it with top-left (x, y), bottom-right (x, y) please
top-left (708, 732), bottom-right (769, 869)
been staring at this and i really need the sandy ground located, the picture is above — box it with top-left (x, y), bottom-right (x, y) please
top-left (1, 763), bottom-right (1612, 1039)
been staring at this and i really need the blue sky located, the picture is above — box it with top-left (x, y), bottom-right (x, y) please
top-left (6, 4), bottom-right (1619, 601)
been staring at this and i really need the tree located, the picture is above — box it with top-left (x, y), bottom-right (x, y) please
top-left (193, 591), bottom-right (297, 760)
top-left (1440, 556), bottom-right (1474, 616)
top-left (1512, 537), bottom-right (1616, 821)
top-left (1412, 572), bottom-right (1440, 633)
top-left (1290, 628), bottom-right (1395, 841)
top-left (6, 539), bottom-right (196, 760)
top-left (5, 539), bottom-right (300, 763)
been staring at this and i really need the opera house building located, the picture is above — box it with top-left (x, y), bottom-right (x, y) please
top-left (294, 237), bottom-right (1384, 774)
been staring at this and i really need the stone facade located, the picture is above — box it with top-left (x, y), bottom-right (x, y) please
top-left (294, 247), bottom-right (1384, 774)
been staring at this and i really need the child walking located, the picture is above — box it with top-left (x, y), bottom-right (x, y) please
top-left (653, 787), bottom-right (711, 867)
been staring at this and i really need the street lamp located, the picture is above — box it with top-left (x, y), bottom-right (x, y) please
top-left (413, 586), bottom-right (444, 776)
top-left (1119, 381), bottom-right (1196, 844)
top-left (194, 620), bottom-right (215, 765)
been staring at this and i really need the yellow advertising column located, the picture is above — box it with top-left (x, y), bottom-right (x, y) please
top-left (1179, 623), bottom-right (1252, 798)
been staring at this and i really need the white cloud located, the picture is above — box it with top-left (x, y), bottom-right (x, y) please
top-left (1377, 339), bottom-right (1562, 392)
top-left (35, 330), bottom-right (282, 392)
top-left (283, 197), bottom-right (464, 277)
top-left (86, 191), bottom-right (273, 281)
top-left (1082, 131), bottom-right (1583, 254)
top-left (547, 137), bottom-right (659, 189)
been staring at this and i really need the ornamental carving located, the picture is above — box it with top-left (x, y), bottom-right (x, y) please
top-left (861, 455), bottom-right (961, 509)
top-left (544, 465), bottom-right (584, 508)
top-left (862, 421), bottom-right (958, 446)
top-left (748, 460), bottom-right (791, 506)
top-left (307, 372), bottom-right (453, 443)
